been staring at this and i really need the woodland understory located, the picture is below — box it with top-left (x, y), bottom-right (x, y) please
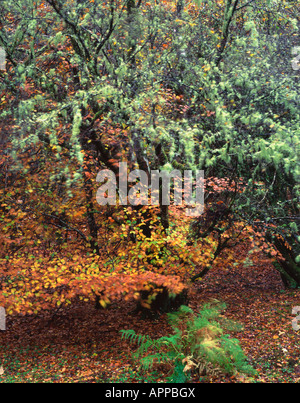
top-left (0, 0), bottom-right (299, 383)
top-left (1, 243), bottom-right (300, 383)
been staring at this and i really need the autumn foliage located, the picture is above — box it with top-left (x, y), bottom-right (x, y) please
top-left (0, 0), bottom-right (299, 321)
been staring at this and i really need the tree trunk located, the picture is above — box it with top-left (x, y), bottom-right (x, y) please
top-left (268, 235), bottom-right (300, 288)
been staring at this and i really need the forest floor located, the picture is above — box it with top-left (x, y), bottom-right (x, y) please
top-left (0, 244), bottom-right (299, 383)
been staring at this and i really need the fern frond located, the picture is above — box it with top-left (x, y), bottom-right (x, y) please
top-left (120, 329), bottom-right (151, 348)
top-left (120, 329), bottom-right (137, 343)
top-left (121, 301), bottom-right (256, 381)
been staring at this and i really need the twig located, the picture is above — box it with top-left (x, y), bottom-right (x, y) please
top-left (43, 213), bottom-right (88, 243)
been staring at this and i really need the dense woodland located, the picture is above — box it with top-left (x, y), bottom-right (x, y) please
top-left (0, 0), bottom-right (299, 383)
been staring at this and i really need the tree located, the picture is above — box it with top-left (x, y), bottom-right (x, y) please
top-left (0, 0), bottom-right (299, 317)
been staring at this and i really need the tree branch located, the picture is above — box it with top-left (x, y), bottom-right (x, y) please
top-left (43, 213), bottom-right (88, 243)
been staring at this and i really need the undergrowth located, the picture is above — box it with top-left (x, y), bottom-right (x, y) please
top-left (121, 300), bottom-right (257, 382)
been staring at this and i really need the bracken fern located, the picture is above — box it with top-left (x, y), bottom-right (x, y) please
top-left (121, 300), bottom-right (256, 382)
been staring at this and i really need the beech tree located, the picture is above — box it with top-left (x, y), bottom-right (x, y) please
top-left (0, 0), bottom-right (299, 316)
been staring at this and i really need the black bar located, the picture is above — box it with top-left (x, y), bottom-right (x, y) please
top-left (101, 384), bottom-right (203, 399)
